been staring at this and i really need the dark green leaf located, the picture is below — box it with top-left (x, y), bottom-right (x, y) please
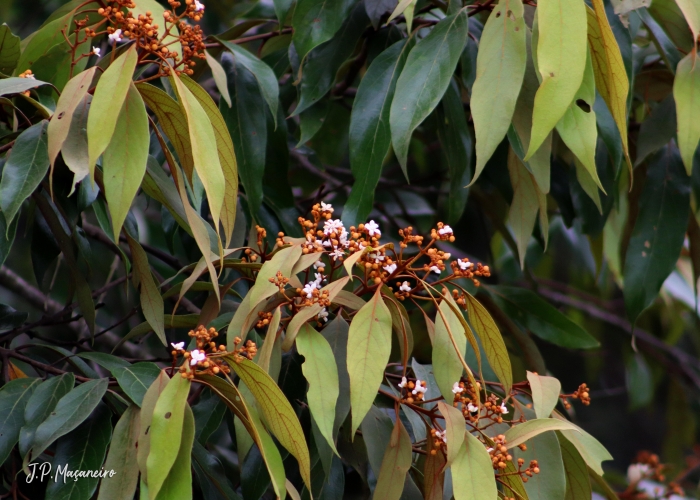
top-left (0, 77), bottom-right (50, 97)
top-left (292, 0), bottom-right (357, 62)
top-left (126, 234), bottom-right (166, 345)
top-left (97, 405), bottom-right (140, 500)
top-left (635, 94), bottom-right (676, 166)
top-left (625, 352), bottom-right (653, 410)
top-left (639, 9), bottom-right (682, 74)
top-left (0, 303), bottom-right (27, 332)
top-left (0, 120), bottom-right (49, 227)
top-left (624, 144), bottom-right (690, 323)
top-left (192, 388), bottom-right (226, 444)
top-left (0, 377), bottom-right (40, 464)
top-left (45, 403), bottom-right (112, 500)
top-left (366, 0), bottom-right (396, 28)
top-left (112, 362), bottom-right (162, 408)
top-left (559, 432), bottom-right (592, 499)
top-left (360, 405), bottom-right (393, 477)
top-left (0, 24), bottom-right (21, 74)
top-left (192, 440), bottom-right (241, 500)
top-left (373, 419), bottom-right (412, 500)
top-left (76, 352), bottom-right (130, 373)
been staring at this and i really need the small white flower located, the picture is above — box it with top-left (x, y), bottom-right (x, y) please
top-left (467, 403), bottom-right (479, 413)
top-left (398, 376), bottom-right (408, 388)
top-left (486, 447), bottom-right (494, 453)
top-left (500, 403), bottom-right (509, 415)
top-left (443, 253), bottom-right (451, 260)
top-left (412, 381), bottom-right (427, 395)
top-left (323, 219), bottom-right (344, 236)
top-left (452, 382), bottom-right (463, 394)
top-left (430, 265), bottom-right (441, 274)
top-left (330, 248), bottom-right (344, 260)
top-left (92, 46), bottom-right (101, 57)
top-left (434, 430), bottom-right (447, 443)
top-left (190, 349), bottom-right (206, 366)
top-left (399, 281), bottom-right (411, 293)
top-left (365, 220), bottom-right (381, 237)
top-left (320, 202), bottom-right (334, 213)
top-left (458, 259), bottom-right (473, 271)
top-left (317, 308), bottom-right (329, 322)
top-left (313, 273), bottom-right (324, 286)
top-left (194, 0), bottom-right (205, 11)
top-left (171, 342), bottom-right (185, 350)
top-left (313, 260), bottom-right (323, 269)
top-left (369, 252), bottom-right (385, 262)
top-left (322, 240), bottom-right (333, 248)
top-left (302, 281), bottom-right (317, 298)
top-left (383, 263), bottom-right (397, 274)
top-left (108, 29), bottom-right (123, 43)
top-left (438, 225), bottom-right (453, 236)
top-left (627, 463), bottom-right (651, 484)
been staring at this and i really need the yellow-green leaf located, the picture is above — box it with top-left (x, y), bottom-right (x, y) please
top-left (154, 405), bottom-right (194, 500)
top-left (471, 0), bottom-right (527, 184)
top-left (674, 0), bottom-right (700, 40)
top-left (296, 323), bottom-right (339, 455)
top-left (103, 82), bottom-right (149, 240)
top-left (205, 50), bottom-right (231, 107)
top-left (97, 405), bottom-right (140, 500)
top-left (673, 52), bottom-right (700, 175)
top-left (433, 297), bottom-right (466, 402)
top-left (257, 306), bottom-right (281, 375)
top-left (574, 158), bottom-right (602, 213)
top-left (437, 401), bottom-right (465, 467)
top-left (451, 431), bottom-right (498, 500)
top-left (527, 371), bottom-right (562, 418)
top-left (526, 0), bottom-right (587, 159)
top-left (136, 370), bottom-right (170, 485)
top-left (586, 1), bottom-right (631, 173)
top-left (87, 45), bottom-right (137, 180)
top-left (126, 234), bottom-right (165, 346)
top-left (347, 287), bottom-right (393, 435)
top-left (226, 357), bottom-right (312, 490)
top-left (373, 418), bottom-right (412, 500)
top-left (560, 435), bottom-right (592, 500)
top-left (504, 418), bottom-right (579, 449)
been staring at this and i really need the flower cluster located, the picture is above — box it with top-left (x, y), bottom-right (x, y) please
top-left (230, 336), bottom-right (258, 363)
top-left (561, 382), bottom-right (591, 409)
top-left (397, 376), bottom-right (428, 404)
top-left (173, 325), bottom-right (230, 379)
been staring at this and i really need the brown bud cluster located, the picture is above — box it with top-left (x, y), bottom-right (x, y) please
top-left (268, 271), bottom-right (289, 291)
top-left (489, 435), bottom-right (512, 470)
top-left (230, 336), bottom-right (258, 363)
top-left (562, 382), bottom-right (591, 409)
top-left (176, 325), bottom-right (230, 379)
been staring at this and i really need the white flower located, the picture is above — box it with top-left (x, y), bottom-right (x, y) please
top-left (369, 252), bottom-right (385, 262)
top-left (194, 0), bottom-right (205, 11)
top-left (486, 447), bottom-right (494, 453)
top-left (314, 273), bottom-right (325, 286)
top-left (400, 281), bottom-right (411, 292)
top-left (330, 248), bottom-right (344, 260)
top-left (412, 381), bottom-right (427, 395)
top-left (500, 403), bottom-right (509, 415)
top-left (338, 228), bottom-right (349, 247)
top-left (383, 263), bottom-right (397, 274)
top-left (23, 73), bottom-right (35, 80)
top-left (108, 29), bottom-right (123, 43)
top-left (92, 46), bottom-right (101, 57)
top-left (452, 382), bottom-right (463, 394)
top-left (320, 202), bottom-right (333, 213)
top-left (302, 281), bottom-right (317, 298)
top-left (323, 219), bottom-right (344, 236)
top-left (637, 480), bottom-right (665, 498)
top-left (365, 220), bottom-right (381, 237)
top-left (627, 463), bottom-right (651, 484)
top-left (430, 265), bottom-right (441, 274)
top-left (458, 259), bottom-right (473, 271)
top-left (398, 376), bottom-right (408, 388)
top-left (322, 240), bottom-right (333, 248)
top-left (438, 225), bottom-right (453, 236)
top-left (190, 349), bottom-right (206, 366)
top-left (467, 403), bottom-right (479, 413)
top-left (317, 308), bottom-right (329, 322)
top-left (171, 342), bottom-right (185, 350)
top-left (443, 253), bottom-right (451, 260)
top-left (434, 430), bottom-right (447, 443)
top-left (313, 260), bottom-right (323, 269)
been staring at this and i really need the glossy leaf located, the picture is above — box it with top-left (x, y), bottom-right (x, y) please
top-left (87, 46), bottom-right (137, 179)
top-left (97, 405), bottom-right (140, 500)
top-left (112, 362), bottom-right (162, 407)
top-left (390, 9), bottom-right (469, 176)
top-left (624, 144), bottom-right (690, 324)
top-left (560, 434), bottom-right (592, 500)
top-left (291, 0), bottom-right (357, 62)
top-left (527, 371), bottom-right (561, 418)
top-left (505, 418), bottom-right (580, 449)
top-left (433, 295), bottom-right (466, 402)
top-left (674, 52), bottom-right (700, 175)
top-left (526, 0), bottom-right (587, 159)
top-left (471, 0), bottom-right (526, 183)
top-left (0, 377), bottom-right (40, 464)
top-left (30, 378), bottom-right (108, 461)
top-left (296, 323), bottom-right (339, 455)
top-left (0, 24), bottom-right (20, 74)
top-left (451, 431), bottom-right (498, 500)
top-left (146, 372), bottom-right (191, 499)
top-left (347, 286), bottom-right (393, 434)
top-left (0, 120), bottom-right (49, 227)
top-left (104, 83), bottom-right (149, 240)
top-left (373, 419), bottom-right (412, 500)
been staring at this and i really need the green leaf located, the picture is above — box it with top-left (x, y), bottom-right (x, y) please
top-left (525, 0), bottom-right (587, 159)
top-left (648, 0), bottom-right (694, 53)
top-left (97, 405), bottom-right (141, 500)
top-left (0, 303), bottom-right (25, 332)
top-left (0, 24), bottom-right (20, 74)
top-left (390, 9), bottom-right (469, 177)
top-left (18, 373), bottom-right (74, 459)
top-left (0, 120), bottom-right (49, 227)
top-left (433, 296), bottom-right (467, 402)
top-left (0, 77), bottom-right (50, 97)
top-left (674, 0), bottom-right (700, 40)
top-left (500, 459), bottom-right (530, 500)
top-left (77, 352), bottom-right (130, 372)
top-left (636, 94), bottom-right (676, 167)
top-left (504, 418), bottom-right (580, 449)
top-left (465, 292), bottom-right (512, 395)
top-left (507, 148), bottom-right (548, 268)
top-left (136, 370), bottom-right (170, 485)
top-left (112, 362), bottom-right (162, 407)
top-left (125, 234), bottom-right (165, 346)
top-left (586, 1), bottom-right (631, 173)
top-left (87, 45), bottom-right (138, 180)
top-left (559, 433), bottom-right (592, 500)
top-left (624, 144), bottom-right (690, 323)
top-left (192, 440), bottom-right (241, 500)
top-left (131, 0), bottom-right (182, 60)
top-left (555, 419), bottom-right (612, 476)
top-left (46, 403), bottom-right (112, 500)
top-left (0, 215), bottom-right (17, 268)
top-left (220, 55), bottom-right (267, 216)
top-left (170, 73), bottom-right (225, 231)
top-left (146, 372), bottom-right (191, 499)
top-left (16, 12), bottom-right (72, 75)
top-left (366, 0), bottom-right (396, 28)
top-left (347, 286), bottom-right (393, 435)
top-left (625, 352), bottom-right (653, 410)
top-left (291, 0), bottom-right (357, 62)
top-left (0, 377), bottom-right (40, 464)
top-left (226, 357), bottom-right (312, 490)
top-left (360, 404), bottom-right (393, 477)
top-left (451, 431), bottom-right (498, 500)
top-left (103, 82), bottom-right (149, 240)
top-left (373, 419), bottom-right (412, 500)
top-left (296, 323), bottom-right (339, 455)
top-left (487, 285), bottom-right (600, 349)
top-left (154, 405), bottom-right (194, 500)
top-left (674, 52), bottom-right (700, 175)
top-left (323, 315), bottom-right (351, 434)
top-left (471, 0), bottom-right (527, 184)
top-left (437, 402), bottom-right (466, 467)
top-left (527, 371), bottom-right (561, 418)
top-left (204, 50), bottom-right (231, 108)
top-left (218, 40), bottom-right (279, 127)
top-left (292, 4), bottom-right (368, 116)
top-left (30, 378), bottom-right (108, 461)
top-left (62, 93), bottom-right (91, 192)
